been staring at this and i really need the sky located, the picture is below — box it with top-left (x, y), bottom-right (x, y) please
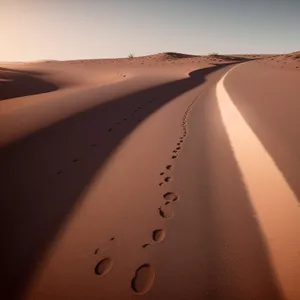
top-left (0, 0), bottom-right (299, 61)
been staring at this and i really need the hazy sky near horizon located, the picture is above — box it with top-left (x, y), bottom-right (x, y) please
top-left (0, 0), bottom-right (299, 61)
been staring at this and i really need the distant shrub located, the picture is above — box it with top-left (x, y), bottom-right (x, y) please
top-left (128, 53), bottom-right (134, 59)
top-left (209, 52), bottom-right (219, 56)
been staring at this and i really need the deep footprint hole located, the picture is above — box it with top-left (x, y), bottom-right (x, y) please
top-left (164, 177), bottom-right (172, 182)
top-left (152, 229), bottom-right (166, 242)
top-left (163, 192), bottom-right (178, 202)
top-left (94, 257), bottom-right (113, 276)
top-left (158, 205), bottom-right (174, 219)
top-left (131, 264), bottom-right (155, 294)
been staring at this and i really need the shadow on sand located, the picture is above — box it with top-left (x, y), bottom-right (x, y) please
top-left (0, 62), bottom-right (247, 299)
top-left (188, 87), bottom-right (283, 300)
top-left (0, 67), bottom-right (58, 101)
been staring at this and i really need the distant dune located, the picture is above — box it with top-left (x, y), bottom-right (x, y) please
top-left (0, 52), bottom-right (252, 102)
top-left (253, 50), bottom-right (300, 70)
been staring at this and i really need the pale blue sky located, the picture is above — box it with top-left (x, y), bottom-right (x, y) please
top-left (0, 0), bottom-right (299, 61)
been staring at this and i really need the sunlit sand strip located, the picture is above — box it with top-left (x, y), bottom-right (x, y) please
top-left (216, 65), bottom-right (300, 300)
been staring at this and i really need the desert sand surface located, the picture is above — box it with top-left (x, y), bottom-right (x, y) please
top-left (0, 52), bottom-right (300, 300)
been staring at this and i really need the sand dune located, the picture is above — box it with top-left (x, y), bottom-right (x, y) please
top-left (254, 51), bottom-right (300, 71)
top-left (0, 52), bottom-right (299, 300)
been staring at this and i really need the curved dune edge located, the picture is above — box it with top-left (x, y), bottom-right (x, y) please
top-left (0, 61), bottom-right (235, 147)
top-left (217, 64), bottom-right (300, 300)
top-left (0, 51), bottom-right (254, 103)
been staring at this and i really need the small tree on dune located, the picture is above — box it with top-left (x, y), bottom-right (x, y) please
top-left (209, 52), bottom-right (219, 56)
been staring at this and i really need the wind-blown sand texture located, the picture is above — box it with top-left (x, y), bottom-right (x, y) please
top-left (1, 52), bottom-right (299, 300)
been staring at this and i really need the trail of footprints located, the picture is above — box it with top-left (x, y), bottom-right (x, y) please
top-left (54, 97), bottom-right (156, 176)
top-left (92, 98), bottom-right (198, 295)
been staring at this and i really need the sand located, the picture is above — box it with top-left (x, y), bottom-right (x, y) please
top-left (255, 51), bottom-right (300, 71)
top-left (0, 52), bottom-right (299, 300)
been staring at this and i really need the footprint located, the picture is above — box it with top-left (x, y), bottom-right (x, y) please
top-left (142, 243), bottom-right (151, 249)
top-left (160, 172), bottom-right (164, 176)
top-left (108, 128), bottom-right (113, 132)
top-left (56, 170), bottom-right (63, 175)
top-left (172, 155), bottom-right (178, 159)
top-left (166, 165), bottom-right (173, 170)
top-left (163, 192), bottom-right (178, 202)
top-left (92, 144), bottom-right (98, 147)
top-left (72, 159), bottom-right (79, 163)
top-left (159, 204), bottom-right (174, 219)
top-left (131, 264), bottom-right (155, 294)
top-left (94, 257), bottom-right (113, 276)
top-left (176, 147), bottom-right (181, 150)
top-left (159, 182), bottom-right (164, 186)
top-left (152, 229), bottom-right (165, 242)
top-left (164, 177), bottom-right (172, 183)
top-left (173, 150), bottom-right (177, 153)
